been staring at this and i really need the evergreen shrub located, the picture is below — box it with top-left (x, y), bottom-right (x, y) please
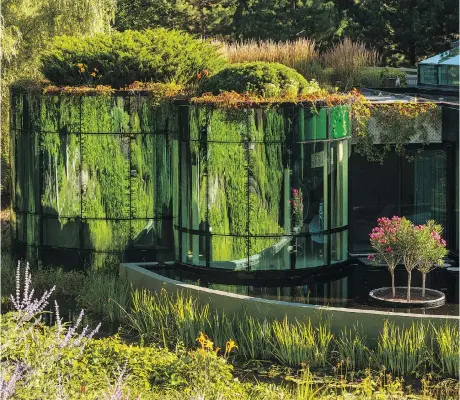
top-left (200, 62), bottom-right (312, 96)
top-left (40, 29), bottom-right (226, 88)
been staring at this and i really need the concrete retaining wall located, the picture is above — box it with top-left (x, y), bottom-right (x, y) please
top-left (120, 263), bottom-right (459, 345)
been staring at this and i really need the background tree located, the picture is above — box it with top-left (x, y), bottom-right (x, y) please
top-left (1, 0), bottom-right (116, 198)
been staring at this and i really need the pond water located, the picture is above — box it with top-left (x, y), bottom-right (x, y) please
top-left (145, 259), bottom-right (459, 317)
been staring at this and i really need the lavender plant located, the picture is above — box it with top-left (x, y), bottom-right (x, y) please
top-left (10, 261), bottom-right (55, 324)
top-left (0, 363), bottom-right (28, 400)
top-left (54, 301), bottom-right (101, 352)
top-left (99, 363), bottom-right (131, 400)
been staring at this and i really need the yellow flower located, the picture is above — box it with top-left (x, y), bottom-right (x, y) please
top-left (80, 67), bottom-right (85, 73)
top-left (224, 338), bottom-right (238, 357)
top-left (91, 72), bottom-right (96, 77)
top-left (76, 63), bottom-right (83, 68)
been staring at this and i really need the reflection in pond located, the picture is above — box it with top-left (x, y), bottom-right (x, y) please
top-left (146, 261), bottom-right (459, 317)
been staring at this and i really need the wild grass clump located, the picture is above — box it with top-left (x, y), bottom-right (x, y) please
top-left (220, 38), bottom-right (318, 77)
top-left (432, 323), bottom-right (460, 378)
top-left (77, 270), bottom-right (131, 323)
top-left (269, 318), bottom-right (333, 368)
top-left (375, 321), bottom-right (431, 377)
top-left (218, 37), bottom-right (382, 89)
top-left (335, 325), bottom-right (371, 371)
top-left (322, 38), bottom-right (380, 89)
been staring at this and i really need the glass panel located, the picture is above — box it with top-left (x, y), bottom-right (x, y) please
top-left (181, 233), bottom-right (207, 266)
top-left (172, 139), bottom-right (180, 258)
top-left (439, 65), bottom-right (459, 86)
top-left (207, 108), bottom-right (248, 143)
top-left (419, 65), bottom-right (437, 85)
top-left (26, 215), bottom-right (40, 247)
top-left (249, 236), bottom-right (292, 271)
top-left (331, 231), bottom-right (348, 264)
top-left (296, 107), bottom-right (327, 141)
top-left (83, 219), bottom-right (130, 251)
top-left (456, 147), bottom-right (459, 251)
top-left (81, 134), bottom-right (130, 218)
top-left (130, 134), bottom-right (171, 219)
top-left (207, 143), bottom-right (248, 235)
top-left (209, 235), bottom-right (248, 269)
top-left (41, 131), bottom-right (81, 218)
top-left (294, 234), bottom-right (328, 269)
top-left (330, 106), bottom-right (350, 139)
top-left (16, 213), bottom-right (26, 242)
top-left (409, 150), bottom-right (447, 229)
top-left (349, 151), bottom-right (399, 252)
top-left (292, 142), bottom-right (328, 235)
top-left (81, 96), bottom-right (129, 134)
top-left (42, 217), bottom-right (80, 248)
top-left (248, 143), bottom-right (287, 236)
top-left (330, 141), bottom-right (349, 229)
top-left (15, 129), bottom-right (40, 213)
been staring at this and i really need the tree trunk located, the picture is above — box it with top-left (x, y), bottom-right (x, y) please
top-left (422, 272), bottom-right (426, 298)
top-left (407, 270), bottom-right (412, 302)
top-left (391, 271), bottom-right (395, 297)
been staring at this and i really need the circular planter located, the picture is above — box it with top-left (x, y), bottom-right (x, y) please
top-left (369, 287), bottom-right (445, 308)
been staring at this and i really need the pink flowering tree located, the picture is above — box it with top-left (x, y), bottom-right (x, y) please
top-left (416, 220), bottom-right (448, 298)
top-left (368, 216), bottom-right (402, 297)
top-left (396, 218), bottom-right (426, 301)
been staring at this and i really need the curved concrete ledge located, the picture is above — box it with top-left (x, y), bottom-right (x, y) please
top-left (120, 263), bottom-right (459, 345)
top-left (369, 287), bottom-right (446, 308)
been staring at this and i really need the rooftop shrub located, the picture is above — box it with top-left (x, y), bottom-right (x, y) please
top-left (359, 67), bottom-right (407, 88)
top-left (40, 29), bottom-right (226, 88)
top-left (200, 62), bottom-right (313, 97)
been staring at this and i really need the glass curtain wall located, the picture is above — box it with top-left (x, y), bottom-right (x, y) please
top-left (175, 104), bottom-right (350, 271)
top-left (11, 91), bottom-right (175, 270)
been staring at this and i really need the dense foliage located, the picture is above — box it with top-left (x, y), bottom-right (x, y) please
top-left (114, 0), bottom-right (458, 66)
top-left (41, 29), bottom-right (226, 87)
top-left (200, 62), bottom-right (311, 96)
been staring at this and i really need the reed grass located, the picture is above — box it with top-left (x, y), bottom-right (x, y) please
top-left (77, 270), bottom-right (131, 323)
top-left (218, 37), bottom-right (381, 88)
top-left (335, 325), bottom-right (371, 371)
top-left (235, 313), bottom-right (272, 360)
top-left (220, 38), bottom-right (318, 69)
top-left (375, 321), bottom-right (430, 376)
top-left (269, 318), bottom-right (332, 368)
top-left (432, 323), bottom-right (460, 378)
top-left (121, 288), bottom-right (459, 378)
top-left (322, 38), bottom-right (380, 89)
top-left (173, 291), bottom-right (210, 348)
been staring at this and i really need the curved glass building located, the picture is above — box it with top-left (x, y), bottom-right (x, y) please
top-left (174, 105), bottom-right (350, 271)
top-left (11, 90), bottom-right (176, 269)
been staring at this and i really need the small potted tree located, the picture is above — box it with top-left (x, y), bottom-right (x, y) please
top-left (368, 216), bottom-right (402, 297)
top-left (396, 217), bottom-right (421, 302)
top-left (416, 220), bottom-right (448, 298)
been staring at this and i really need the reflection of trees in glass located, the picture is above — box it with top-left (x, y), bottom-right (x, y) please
top-left (13, 92), bottom-right (174, 271)
top-left (189, 107), bottom-right (287, 262)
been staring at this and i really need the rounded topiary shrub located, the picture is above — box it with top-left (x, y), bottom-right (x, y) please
top-left (40, 28), bottom-right (226, 88)
top-left (200, 62), bottom-right (311, 96)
